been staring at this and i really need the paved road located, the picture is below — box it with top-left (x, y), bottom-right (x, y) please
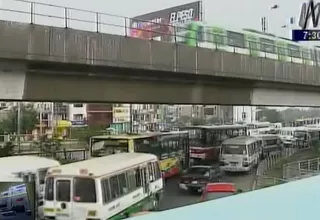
top-left (159, 170), bottom-right (256, 210)
top-left (0, 213), bottom-right (32, 220)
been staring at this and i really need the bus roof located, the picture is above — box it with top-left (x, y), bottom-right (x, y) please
top-left (47, 153), bottom-right (157, 177)
top-left (182, 125), bottom-right (246, 130)
top-left (0, 156), bottom-right (60, 174)
top-left (91, 131), bottom-right (188, 140)
top-left (222, 136), bottom-right (258, 145)
top-left (252, 134), bottom-right (279, 140)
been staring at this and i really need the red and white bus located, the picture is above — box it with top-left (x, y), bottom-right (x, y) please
top-left (181, 125), bottom-right (247, 164)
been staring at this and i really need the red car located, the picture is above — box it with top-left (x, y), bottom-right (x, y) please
top-left (200, 182), bottom-right (242, 202)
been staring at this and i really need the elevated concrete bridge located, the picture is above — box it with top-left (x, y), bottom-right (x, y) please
top-left (0, 9), bottom-right (319, 105)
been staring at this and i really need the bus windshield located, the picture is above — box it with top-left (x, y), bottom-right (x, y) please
top-left (188, 129), bottom-right (204, 146)
top-left (221, 145), bottom-right (247, 155)
top-left (294, 131), bottom-right (307, 139)
top-left (73, 178), bottom-right (96, 203)
top-left (92, 139), bottom-right (129, 156)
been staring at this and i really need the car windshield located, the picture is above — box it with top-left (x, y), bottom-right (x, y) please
top-left (187, 167), bottom-right (210, 176)
top-left (205, 192), bottom-right (234, 201)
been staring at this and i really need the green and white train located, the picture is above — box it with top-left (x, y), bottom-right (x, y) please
top-left (175, 21), bottom-right (320, 66)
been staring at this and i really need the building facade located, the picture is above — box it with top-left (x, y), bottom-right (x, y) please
top-left (233, 106), bottom-right (257, 124)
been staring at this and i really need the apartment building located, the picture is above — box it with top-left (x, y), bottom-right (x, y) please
top-left (68, 103), bottom-right (87, 126)
top-left (86, 103), bottom-right (113, 128)
top-left (233, 106), bottom-right (257, 124)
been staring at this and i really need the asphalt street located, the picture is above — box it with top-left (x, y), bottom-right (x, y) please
top-left (159, 169), bottom-right (256, 210)
top-left (0, 213), bottom-right (32, 220)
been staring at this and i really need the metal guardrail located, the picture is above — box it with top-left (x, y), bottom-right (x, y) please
top-left (283, 156), bottom-right (320, 179)
top-left (15, 149), bottom-right (88, 161)
top-left (252, 148), bottom-right (296, 190)
top-left (0, 0), bottom-right (318, 64)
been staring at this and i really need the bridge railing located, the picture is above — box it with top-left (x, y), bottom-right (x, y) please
top-left (15, 148), bottom-right (88, 162)
top-left (0, 0), bottom-right (317, 64)
top-left (252, 147), bottom-right (296, 190)
top-left (283, 156), bottom-right (320, 179)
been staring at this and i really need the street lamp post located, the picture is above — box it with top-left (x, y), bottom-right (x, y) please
top-left (261, 4), bottom-right (280, 33)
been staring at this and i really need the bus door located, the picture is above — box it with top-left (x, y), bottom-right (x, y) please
top-left (141, 166), bottom-right (150, 195)
top-left (54, 177), bottom-right (73, 220)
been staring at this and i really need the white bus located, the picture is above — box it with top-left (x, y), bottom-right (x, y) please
top-left (278, 127), bottom-right (299, 147)
top-left (220, 136), bottom-right (261, 172)
top-left (43, 153), bottom-right (163, 220)
top-left (0, 156), bottom-right (60, 199)
top-left (253, 134), bottom-right (282, 157)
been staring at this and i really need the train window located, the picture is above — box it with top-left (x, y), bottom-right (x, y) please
top-left (213, 34), bottom-right (225, 45)
top-left (302, 48), bottom-right (310, 59)
top-left (197, 25), bottom-right (205, 42)
top-left (206, 28), bottom-right (214, 42)
top-left (310, 49), bottom-right (315, 60)
top-left (288, 44), bottom-right (301, 58)
top-left (248, 40), bottom-right (258, 51)
top-left (227, 31), bottom-right (245, 48)
top-left (260, 38), bottom-right (275, 53)
top-left (278, 45), bottom-right (287, 55)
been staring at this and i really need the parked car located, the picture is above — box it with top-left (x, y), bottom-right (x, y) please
top-left (200, 182), bottom-right (243, 202)
top-left (179, 165), bottom-right (223, 193)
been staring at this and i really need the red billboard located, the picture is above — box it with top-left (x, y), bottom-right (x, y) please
top-left (129, 1), bottom-right (202, 41)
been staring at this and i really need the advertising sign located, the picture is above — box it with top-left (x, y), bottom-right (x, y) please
top-left (130, 1), bottom-right (202, 41)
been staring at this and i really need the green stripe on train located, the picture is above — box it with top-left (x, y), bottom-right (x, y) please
top-left (185, 22), bottom-right (198, 47)
top-left (245, 34), bottom-right (259, 56)
top-left (276, 41), bottom-right (289, 61)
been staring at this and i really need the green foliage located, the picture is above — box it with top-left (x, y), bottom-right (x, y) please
top-left (191, 117), bottom-right (206, 125)
top-left (0, 141), bottom-right (15, 157)
top-left (207, 116), bottom-right (222, 125)
top-left (257, 107), bottom-right (282, 123)
top-left (0, 105), bottom-right (38, 134)
top-left (70, 126), bottom-right (106, 144)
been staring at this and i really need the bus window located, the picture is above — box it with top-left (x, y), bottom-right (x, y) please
top-left (135, 168), bottom-right (142, 187)
top-left (118, 173), bottom-right (129, 194)
top-left (152, 162), bottom-right (162, 180)
top-left (73, 178), bottom-right (96, 203)
top-left (44, 177), bottom-right (54, 201)
top-left (127, 170), bottom-right (138, 191)
top-left (56, 180), bottom-right (70, 202)
top-left (38, 169), bottom-right (48, 185)
top-left (101, 178), bottom-right (111, 203)
top-left (109, 175), bottom-right (120, 199)
top-left (148, 163), bottom-right (156, 182)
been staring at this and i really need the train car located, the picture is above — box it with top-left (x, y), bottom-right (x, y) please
top-left (176, 21), bottom-right (320, 66)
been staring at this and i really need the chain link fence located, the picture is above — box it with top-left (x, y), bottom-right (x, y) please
top-left (252, 148), bottom-right (296, 190)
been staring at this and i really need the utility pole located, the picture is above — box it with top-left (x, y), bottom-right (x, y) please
top-left (129, 104), bottom-right (133, 133)
top-left (17, 102), bottom-right (21, 153)
top-left (39, 107), bottom-right (43, 138)
top-left (261, 16), bottom-right (267, 32)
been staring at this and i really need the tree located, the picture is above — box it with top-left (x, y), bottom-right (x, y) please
top-left (191, 117), bottom-right (206, 125)
top-left (206, 116), bottom-right (221, 125)
top-left (257, 108), bottom-right (282, 123)
top-left (0, 105), bottom-right (38, 134)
